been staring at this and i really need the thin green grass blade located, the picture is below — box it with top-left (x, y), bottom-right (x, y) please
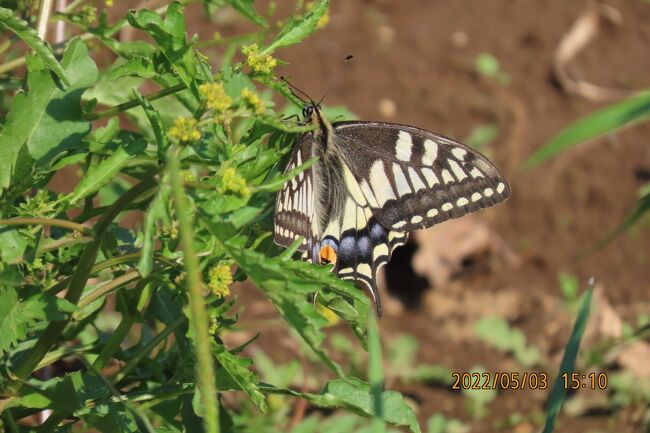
top-left (524, 91), bottom-right (650, 168)
top-left (542, 279), bottom-right (594, 433)
top-left (577, 190), bottom-right (650, 259)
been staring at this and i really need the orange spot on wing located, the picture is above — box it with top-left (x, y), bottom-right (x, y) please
top-left (320, 245), bottom-right (337, 264)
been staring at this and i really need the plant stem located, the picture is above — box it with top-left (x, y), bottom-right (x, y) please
top-left (37, 0), bottom-right (54, 40)
top-left (0, 217), bottom-right (92, 235)
top-left (76, 270), bottom-right (141, 310)
top-left (168, 147), bottom-right (220, 433)
top-left (84, 83), bottom-right (187, 121)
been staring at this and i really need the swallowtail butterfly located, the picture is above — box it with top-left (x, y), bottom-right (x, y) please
top-left (274, 101), bottom-right (511, 315)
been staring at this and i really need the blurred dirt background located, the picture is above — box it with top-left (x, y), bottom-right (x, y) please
top-left (106, 0), bottom-right (650, 432)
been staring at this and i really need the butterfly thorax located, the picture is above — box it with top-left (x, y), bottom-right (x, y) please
top-left (302, 105), bottom-right (347, 232)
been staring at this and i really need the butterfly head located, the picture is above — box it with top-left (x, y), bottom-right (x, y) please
top-left (302, 103), bottom-right (319, 121)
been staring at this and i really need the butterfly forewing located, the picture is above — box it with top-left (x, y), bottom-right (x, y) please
top-left (332, 121), bottom-right (511, 232)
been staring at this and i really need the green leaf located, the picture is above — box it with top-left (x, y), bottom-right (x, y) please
top-left (214, 344), bottom-right (267, 412)
top-left (0, 229), bottom-right (28, 264)
top-left (226, 0), bottom-right (268, 28)
top-left (524, 90), bottom-right (650, 168)
top-left (542, 281), bottom-right (594, 433)
top-left (317, 379), bottom-right (420, 433)
top-left (0, 6), bottom-right (69, 85)
top-left (0, 38), bottom-right (98, 194)
top-left (219, 242), bottom-right (348, 377)
top-left (126, 2), bottom-right (197, 88)
top-left (64, 138), bottom-right (147, 206)
top-left (0, 287), bottom-right (77, 353)
top-left (474, 316), bottom-right (540, 367)
top-left (263, 0), bottom-right (328, 54)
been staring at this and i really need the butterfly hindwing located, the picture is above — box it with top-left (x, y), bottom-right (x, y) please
top-left (274, 135), bottom-right (319, 252)
top-left (333, 121), bottom-right (511, 232)
top-left (318, 171), bottom-right (408, 308)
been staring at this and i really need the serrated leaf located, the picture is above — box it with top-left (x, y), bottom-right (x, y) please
top-left (64, 138), bottom-right (146, 206)
top-left (214, 344), bottom-right (267, 412)
top-left (263, 0), bottom-right (328, 54)
top-left (0, 6), bottom-right (69, 85)
top-left (218, 242), bottom-right (346, 377)
top-left (127, 2), bottom-right (196, 88)
top-left (0, 287), bottom-right (77, 353)
top-left (0, 38), bottom-right (98, 194)
top-left (316, 379), bottom-right (420, 433)
top-left (524, 90), bottom-right (650, 168)
top-left (227, 0), bottom-right (268, 28)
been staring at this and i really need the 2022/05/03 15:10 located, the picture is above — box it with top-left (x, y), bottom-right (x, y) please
top-left (562, 372), bottom-right (608, 390)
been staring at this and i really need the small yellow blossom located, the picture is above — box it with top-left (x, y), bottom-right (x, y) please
top-left (105, 0), bottom-right (114, 7)
top-left (174, 272), bottom-right (186, 286)
top-left (213, 31), bottom-right (222, 42)
top-left (181, 170), bottom-right (196, 183)
top-left (242, 43), bottom-right (277, 75)
top-left (240, 88), bottom-right (265, 115)
top-left (199, 82), bottom-right (232, 113)
top-left (316, 303), bottom-right (340, 327)
top-left (168, 116), bottom-right (201, 143)
top-left (208, 263), bottom-right (233, 298)
top-left (81, 5), bottom-right (97, 24)
top-left (218, 167), bottom-right (250, 198)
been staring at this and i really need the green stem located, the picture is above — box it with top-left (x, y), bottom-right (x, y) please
top-left (84, 83), bottom-right (187, 121)
top-left (0, 217), bottom-right (92, 235)
top-left (168, 147), bottom-right (220, 433)
top-left (37, 235), bottom-right (93, 255)
top-left (76, 270), bottom-right (141, 310)
top-left (4, 179), bottom-right (156, 396)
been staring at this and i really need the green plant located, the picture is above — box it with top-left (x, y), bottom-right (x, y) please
top-left (474, 316), bottom-right (541, 367)
top-left (0, 1), bottom-right (419, 432)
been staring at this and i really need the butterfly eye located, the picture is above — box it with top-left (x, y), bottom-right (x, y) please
top-left (303, 105), bottom-right (314, 118)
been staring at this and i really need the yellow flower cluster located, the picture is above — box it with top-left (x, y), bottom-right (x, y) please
top-left (208, 263), bottom-right (233, 298)
top-left (168, 117), bottom-right (201, 143)
top-left (218, 167), bottom-right (250, 198)
top-left (81, 5), bottom-right (97, 24)
top-left (242, 44), bottom-right (277, 75)
top-left (199, 82), bottom-right (232, 113)
top-left (240, 88), bottom-right (265, 115)
top-left (181, 170), bottom-right (196, 183)
top-left (105, 0), bottom-right (114, 7)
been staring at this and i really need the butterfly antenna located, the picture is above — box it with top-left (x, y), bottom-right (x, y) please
top-left (280, 76), bottom-right (313, 104)
top-left (317, 54), bottom-right (354, 106)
